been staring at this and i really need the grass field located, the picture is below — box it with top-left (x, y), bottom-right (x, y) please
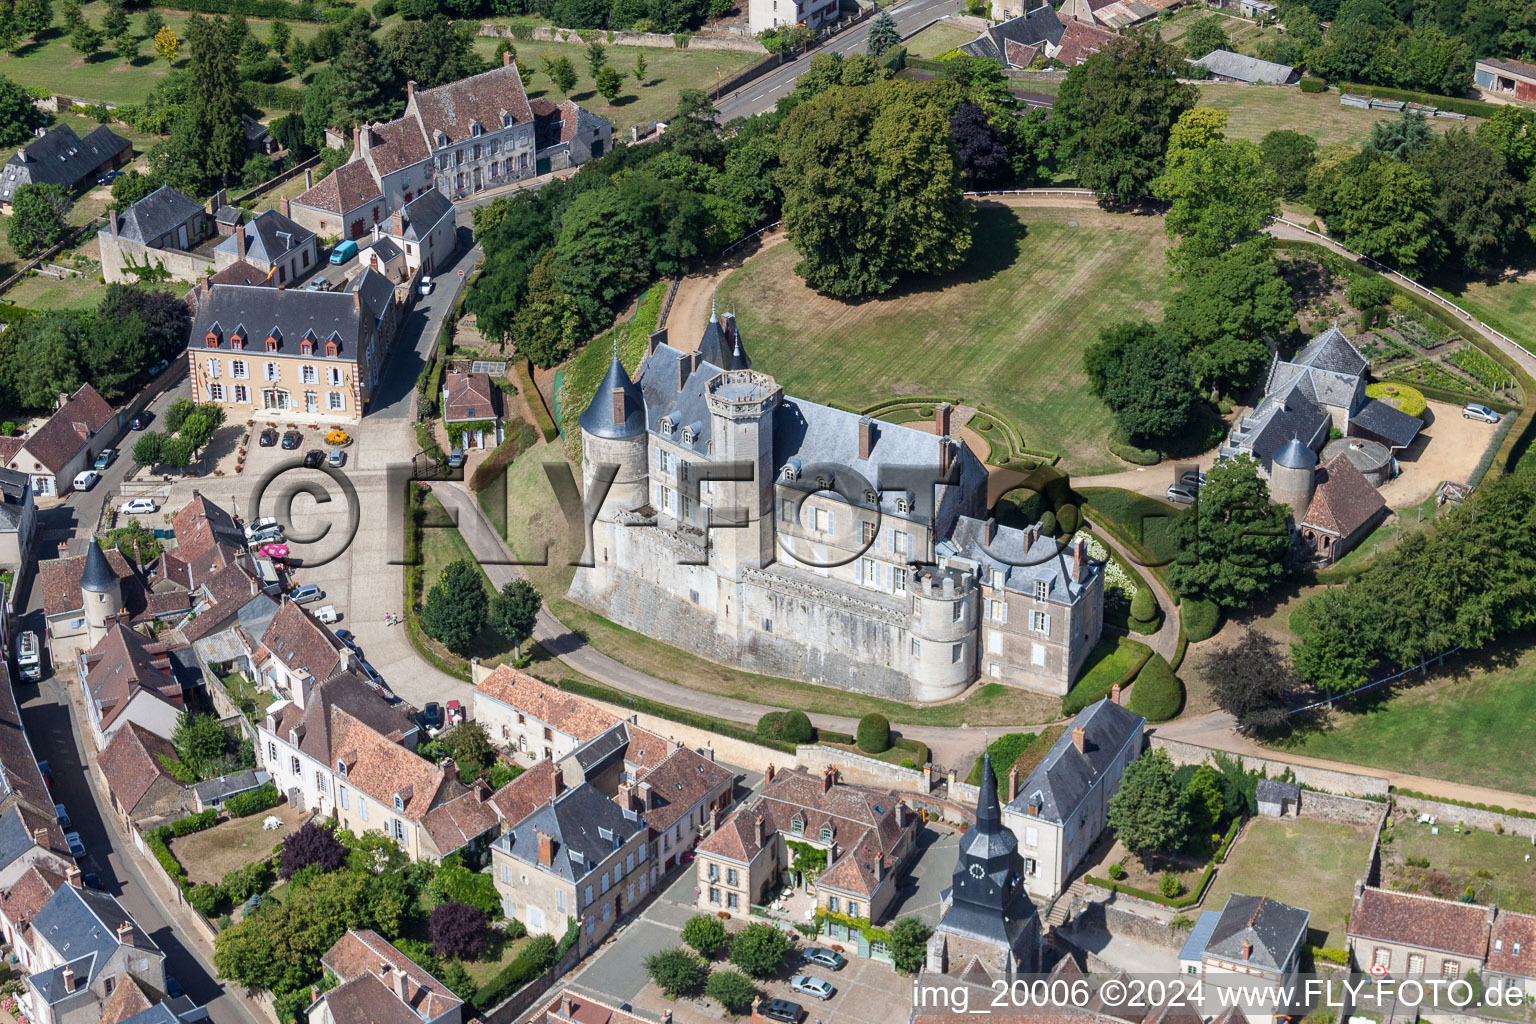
top-left (172, 803), bottom-right (306, 885)
top-left (1269, 630), bottom-right (1536, 795)
top-left (1202, 816), bottom-right (1376, 949)
top-left (1158, 8), bottom-right (1281, 57)
top-left (1432, 275), bottom-right (1536, 360)
top-left (1385, 818), bottom-right (1536, 914)
top-left (716, 205), bottom-right (1168, 474)
top-left (486, 444), bottom-right (1060, 727)
top-left (1195, 84), bottom-right (1447, 148)
top-left (415, 493), bottom-right (524, 673)
top-left (904, 19), bottom-right (977, 58)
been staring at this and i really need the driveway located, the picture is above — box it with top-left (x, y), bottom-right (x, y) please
top-left (369, 229), bottom-right (480, 421)
top-left (883, 825), bottom-right (957, 926)
top-left (564, 864), bottom-right (703, 1005)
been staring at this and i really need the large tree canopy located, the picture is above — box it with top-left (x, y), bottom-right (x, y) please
top-left (1083, 322), bottom-right (1201, 445)
top-left (1155, 109), bottom-right (1280, 274)
top-left (1168, 453), bottom-right (1290, 609)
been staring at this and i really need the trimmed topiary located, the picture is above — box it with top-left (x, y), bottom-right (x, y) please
top-left (1057, 503), bottom-right (1080, 534)
top-left (1182, 598), bottom-right (1221, 642)
top-left (1365, 381), bottom-right (1427, 420)
top-left (1127, 654), bottom-right (1183, 723)
top-left (1038, 510), bottom-right (1058, 537)
top-left (1129, 587), bottom-right (1158, 626)
top-left (757, 710), bottom-right (814, 744)
top-left (856, 713), bottom-right (891, 754)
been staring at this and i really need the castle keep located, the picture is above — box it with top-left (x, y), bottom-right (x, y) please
top-left (569, 310), bottom-right (1104, 702)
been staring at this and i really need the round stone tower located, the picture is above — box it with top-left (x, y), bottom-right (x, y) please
top-left (578, 356), bottom-right (649, 583)
top-left (908, 565), bottom-right (976, 702)
top-left (80, 540), bottom-right (122, 647)
top-left (1269, 436), bottom-right (1318, 518)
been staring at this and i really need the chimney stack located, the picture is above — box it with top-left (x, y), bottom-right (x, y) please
top-left (938, 436), bottom-right (954, 479)
top-left (1073, 536), bottom-right (1086, 581)
top-left (754, 813), bottom-right (765, 847)
top-left (896, 802), bottom-right (907, 828)
top-left (537, 830), bottom-right (554, 867)
top-left (1072, 726), bottom-right (1085, 753)
top-left (353, 123), bottom-right (361, 151)
top-left (66, 866), bottom-right (82, 888)
top-left (935, 401), bottom-right (951, 437)
top-left (118, 920), bottom-right (133, 946)
top-left (305, 168), bottom-right (313, 189)
top-left (857, 416), bottom-right (874, 460)
top-left (391, 967), bottom-right (409, 1003)
top-left (618, 781), bottom-right (634, 811)
top-left (1111, 683), bottom-right (1121, 704)
top-left (61, 966), bottom-right (74, 993)
top-left (32, 827), bottom-right (45, 843)
top-left (109, 213), bottom-right (118, 237)
top-left (503, 49), bottom-right (512, 66)
top-left (407, 79), bottom-right (417, 100)
top-left (1242, 940), bottom-right (1252, 961)
top-left (280, 196), bottom-right (291, 218)
top-left (874, 850), bottom-right (884, 881)
top-left (985, 518), bottom-right (996, 544)
top-left (392, 209), bottom-right (404, 235)
top-left (235, 220), bottom-right (246, 258)
top-left (1008, 766), bottom-right (1020, 802)
top-left (561, 992), bottom-right (573, 1018)
top-left (552, 767), bottom-right (564, 800)
top-left (765, 764), bottom-right (775, 785)
top-left (1027, 802), bottom-right (1039, 817)
top-left (822, 765), bottom-right (834, 794)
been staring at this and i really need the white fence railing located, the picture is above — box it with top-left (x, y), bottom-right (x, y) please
top-left (1283, 646), bottom-right (1462, 717)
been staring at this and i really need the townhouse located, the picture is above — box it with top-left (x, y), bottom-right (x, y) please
top-left (1178, 894), bottom-right (1311, 1023)
top-left (628, 745), bottom-right (734, 873)
top-left (97, 724), bottom-right (191, 826)
top-left (311, 929), bottom-right (464, 1024)
top-left (473, 667), bottom-right (618, 762)
top-left (23, 886), bottom-right (166, 1024)
top-left (252, 599), bottom-right (353, 710)
top-left (1347, 884), bottom-right (1493, 979)
top-left (211, 204), bottom-right (318, 287)
top-left (0, 384), bottom-right (117, 499)
top-left (78, 623), bottom-right (185, 749)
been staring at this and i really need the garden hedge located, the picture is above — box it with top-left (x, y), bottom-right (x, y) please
top-left (1364, 381), bottom-right (1427, 419)
top-left (171, 809), bottom-right (218, 836)
top-left (555, 679), bottom-right (799, 754)
top-left (1299, 76), bottom-right (1326, 92)
top-left (1129, 587), bottom-right (1159, 629)
top-left (1057, 503), bottom-right (1080, 534)
top-left (856, 714), bottom-right (891, 754)
top-left (1062, 637), bottom-right (1151, 716)
top-left (1085, 817), bottom-right (1241, 907)
top-left (1126, 654), bottom-right (1183, 722)
top-left (757, 710), bottom-right (814, 745)
top-left (519, 361), bottom-right (560, 441)
top-left (1182, 598), bottom-right (1220, 642)
top-left (225, 782), bottom-right (280, 817)
top-left (892, 736), bottom-right (929, 766)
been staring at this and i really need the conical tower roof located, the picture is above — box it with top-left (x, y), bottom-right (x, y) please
top-left (579, 355), bottom-right (646, 439)
top-left (960, 751), bottom-right (1016, 861)
top-left (81, 541), bottom-right (115, 594)
top-left (1274, 435), bottom-right (1317, 470)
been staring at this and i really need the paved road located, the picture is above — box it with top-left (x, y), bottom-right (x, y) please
top-left (715, 0), bottom-right (961, 121)
top-left (370, 228), bottom-right (482, 421)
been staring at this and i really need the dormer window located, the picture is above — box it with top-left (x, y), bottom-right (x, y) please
top-left (864, 489), bottom-right (877, 506)
top-left (230, 332), bottom-right (245, 349)
top-left (300, 338), bottom-right (313, 355)
top-left (682, 426), bottom-right (696, 444)
top-left (1034, 579), bottom-right (1048, 600)
top-left (502, 111), bottom-right (514, 127)
top-left (819, 826), bottom-right (833, 843)
top-left (393, 793), bottom-right (404, 812)
top-left (781, 466), bottom-right (796, 482)
top-left (264, 336), bottom-right (279, 352)
top-left (660, 416), bottom-right (673, 435)
top-left (336, 759), bottom-right (347, 776)
top-left (896, 496), bottom-right (911, 514)
top-left (205, 331), bottom-right (220, 348)
top-left (324, 339), bottom-right (339, 357)
top-left (436, 130), bottom-right (448, 148)
top-left (791, 818), bottom-right (804, 835)
top-left (815, 474), bottom-right (829, 490)
top-left (471, 121), bottom-right (483, 137)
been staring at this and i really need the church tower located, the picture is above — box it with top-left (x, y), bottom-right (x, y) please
top-left (81, 541), bottom-right (122, 647)
top-left (935, 751), bottom-right (1042, 976)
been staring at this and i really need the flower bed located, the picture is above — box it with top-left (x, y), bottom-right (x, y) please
top-left (1388, 360), bottom-right (1487, 401)
top-left (1447, 346), bottom-right (1513, 392)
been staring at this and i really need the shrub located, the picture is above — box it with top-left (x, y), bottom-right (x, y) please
top-left (682, 914), bottom-right (730, 957)
top-left (221, 860), bottom-right (272, 901)
top-left (1158, 871), bottom-right (1185, 898)
top-left (171, 809), bottom-right (218, 836)
top-left (280, 820), bottom-right (347, 877)
top-left (186, 882), bottom-right (226, 915)
top-left (1182, 598), bottom-right (1220, 642)
top-left (225, 782), bottom-right (280, 817)
top-left (430, 900), bottom-right (490, 960)
top-left (730, 922), bottom-right (793, 978)
top-left (1313, 946), bottom-right (1350, 965)
top-left (1299, 76), bottom-right (1325, 93)
top-left (1348, 275), bottom-right (1394, 310)
top-left (1129, 587), bottom-right (1158, 626)
top-left (856, 714), bottom-right (891, 754)
top-left (706, 968), bottom-right (758, 1011)
top-left (757, 710), bottom-right (813, 745)
top-left (1057, 503), bottom-right (1080, 534)
top-left (1107, 862), bottom-right (1127, 880)
top-left (1365, 381), bottom-right (1427, 419)
top-left (1127, 654), bottom-right (1184, 722)
top-left (645, 947), bottom-right (707, 997)
top-left (146, 828), bottom-right (186, 886)
top-left (1038, 510), bottom-right (1058, 536)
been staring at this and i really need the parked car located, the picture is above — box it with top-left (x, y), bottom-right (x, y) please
top-left (82, 872), bottom-right (103, 890)
top-left (1180, 470), bottom-right (1206, 488)
top-left (790, 977), bottom-right (834, 1001)
top-left (244, 517), bottom-right (280, 539)
top-left (248, 526), bottom-right (284, 547)
top-left (329, 239), bottom-right (359, 265)
top-left (291, 584), bottom-right (323, 605)
top-left (420, 702), bottom-right (444, 730)
top-left (419, 275), bottom-right (434, 296)
top-left (72, 470), bottom-right (100, 491)
top-left (149, 359), bottom-right (169, 376)
top-left (445, 699), bottom-right (465, 725)
top-left (93, 448), bottom-right (118, 471)
top-left (1165, 483), bottom-right (1198, 505)
top-left (335, 628), bottom-right (359, 652)
top-left (97, 170), bottom-right (124, 185)
top-left (120, 498), bottom-right (158, 515)
top-left (281, 430), bottom-right (303, 450)
top-left (165, 978), bottom-right (183, 999)
top-left (54, 803), bottom-right (70, 829)
top-left (802, 948), bottom-right (847, 971)
top-left (314, 605), bottom-right (339, 624)
top-left (306, 276), bottom-right (332, 292)
top-left (448, 448), bottom-right (464, 468)
top-left (259, 427), bottom-right (279, 447)
top-left (759, 999), bottom-right (804, 1024)
top-left (129, 411), bottom-right (151, 430)
top-left (1463, 402), bottom-right (1501, 423)
top-left (65, 832), bottom-right (85, 859)
top-left (37, 761), bottom-right (50, 787)
top-left (302, 449), bottom-right (324, 468)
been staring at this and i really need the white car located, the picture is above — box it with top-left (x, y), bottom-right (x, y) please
top-left (419, 275), bottom-right (434, 296)
top-left (789, 976), bottom-right (834, 1001)
top-left (72, 470), bottom-right (100, 491)
top-left (314, 605), bottom-right (339, 624)
top-left (244, 516), bottom-right (280, 539)
top-left (120, 498), bottom-right (158, 515)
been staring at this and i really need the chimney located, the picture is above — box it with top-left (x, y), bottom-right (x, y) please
top-left (31, 827), bottom-right (45, 843)
top-left (407, 79), bottom-right (417, 100)
top-left (1008, 766), bottom-right (1020, 802)
top-left (304, 168), bottom-right (313, 190)
top-left (1111, 682), bottom-right (1121, 704)
top-left (109, 213), bottom-right (118, 237)
top-left (985, 518), bottom-right (996, 544)
top-left (874, 850), bottom-right (884, 881)
top-left (610, 388), bottom-right (626, 425)
top-left (896, 802), bottom-right (907, 828)
top-left (677, 352), bottom-right (691, 390)
top-left (1073, 536), bottom-right (1086, 581)
top-left (561, 992), bottom-right (573, 1018)
top-left (938, 436), bottom-right (954, 478)
top-left (552, 767), bottom-right (564, 800)
top-left (235, 221), bottom-right (246, 258)
top-left (754, 813), bottom-right (765, 847)
top-left (537, 830), bottom-right (554, 867)
top-left (118, 920), bottom-right (133, 946)
top-left (503, 49), bottom-right (512, 66)
top-left (1072, 726), bottom-right (1085, 753)
top-left (822, 766), bottom-right (834, 794)
top-left (61, 966), bottom-right (74, 993)
top-left (66, 866), bottom-right (82, 888)
top-left (1242, 939), bottom-right (1252, 961)
top-left (765, 764), bottom-right (775, 785)
top-left (353, 289), bottom-right (362, 311)
top-left (392, 209), bottom-right (404, 235)
top-left (378, 961), bottom-right (391, 980)
top-left (1027, 802), bottom-right (1040, 817)
top-left (648, 327), bottom-right (668, 354)
top-left (391, 967), bottom-right (409, 1003)
top-left (935, 401), bottom-right (951, 437)
top-left (857, 416), bottom-right (874, 460)
top-left (353, 123), bottom-right (361, 151)
top-left (280, 196), bottom-right (291, 218)
top-left (618, 781), bottom-right (634, 811)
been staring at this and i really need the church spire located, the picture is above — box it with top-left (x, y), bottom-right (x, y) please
top-left (975, 751), bottom-right (1002, 835)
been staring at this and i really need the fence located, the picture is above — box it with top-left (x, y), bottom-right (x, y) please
top-left (721, 220), bottom-right (782, 257)
top-left (0, 213), bottom-right (106, 297)
top-left (1281, 646), bottom-right (1461, 717)
top-left (655, 272), bottom-right (682, 330)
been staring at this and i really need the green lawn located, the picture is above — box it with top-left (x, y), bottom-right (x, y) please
top-left (460, 933), bottom-right (532, 987)
top-left (1195, 83), bottom-right (1450, 148)
top-left (717, 205), bottom-right (1168, 474)
top-left (415, 493), bottom-right (525, 673)
top-left (1269, 632), bottom-right (1536, 795)
top-left (1158, 8), bottom-right (1282, 57)
top-left (471, 33), bottom-right (761, 136)
top-left (904, 19), bottom-right (977, 58)
top-left (1432, 275), bottom-right (1536, 360)
top-left (1202, 816), bottom-right (1377, 950)
top-left (487, 443), bottom-right (1061, 727)
top-left (1384, 818), bottom-right (1536, 914)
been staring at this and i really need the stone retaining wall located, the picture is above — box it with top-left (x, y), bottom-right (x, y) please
top-left (1390, 793), bottom-right (1536, 837)
top-left (1298, 789), bottom-right (1388, 826)
top-left (1149, 735), bottom-right (1390, 797)
top-left (478, 22), bottom-right (766, 52)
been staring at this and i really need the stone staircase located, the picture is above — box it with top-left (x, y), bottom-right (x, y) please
top-left (1044, 879), bottom-right (1088, 930)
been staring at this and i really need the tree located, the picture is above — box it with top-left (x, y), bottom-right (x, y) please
top-left (586, 39), bottom-right (606, 78)
top-left (101, 0), bottom-right (129, 40)
top-left (1183, 765), bottom-right (1225, 839)
top-left (488, 578), bottom-right (541, 657)
top-left (269, 17), bottom-right (290, 55)
top-left (1162, 238), bottom-right (1293, 394)
top-left (380, 17), bottom-right (483, 89)
top-left (1202, 627), bottom-right (1299, 733)
top-left (114, 31), bottom-right (139, 61)
top-left (1259, 129), bottom-right (1318, 201)
top-left (331, 25), bottom-right (394, 129)
top-left (634, 50), bottom-right (647, 83)
top-left (1083, 322), bottom-right (1201, 444)
top-left (279, 821), bottom-right (348, 878)
top-left (866, 9), bottom-right (899, 56)
top-left (778, 77), bottom-right (972, 297)
top-left (142, 9), bottom-right (164, 40)
top-left (1181, 15), bottom-right (1229, 58)
top-left (59, 0), bottom-right (80, 29)
top-left (1107, 749), bottom-right (1188, 855)
top-left (596, 64), bottom-right (624, 102)
top-left (664, 88), bottom-right (723, 166)
top-left (132, 432), bottom-right (166, 467)
top-left (1369, 110), bottom-right (1435, 162)
top-left (429, 900), bottom-right (489, 959)
top-left (11, 0), bottom-right (51, 43)
top-left (421, 559), bottom-right (488, 653)
top-left (544, 55), bottom-right (577, 95)
top-left (729, 922), bottom-right (792, 978)
top-left (706, 969), bottom-right (757, 1011)
top-left (214, 867), bottom-right (370, 996)
top-left (183, 16), bottom-right (246, 186)
top-left (173, 711), bottom-right (230, 777)
top-left (950, 101), bottom-right (1010, 188)
top-left (0, 75), bottom-right (40, 147)
top-left (644, 948), bottom-right (706, 997)
top-left (163, 396), bottom-right (196, 433)
top-left (154, 25), bottom-right (179, 62)
top-left (1051, 33), bottom-right (1198, 200)
top-left (8, 184), bottom-right (71, 258)
top-left (69, 21), bottom-right (102, 57)
top-left (1317, 154), bottom-right (1446, 275)
top-left (1414, 128), bottom-right (1526, 271)
top-left (440, 721), bottom-right (496, 778)
top-left (1476, 104), bottom-right (1536, 182)
top-left (681, 914), bottom-right (730, 958)
top-left (888, 917), bottom-right (932, 975)
top-left (1154, 111), bottom-right (1279, 274)
top-left (1168, 453), bottom-right (1290, 609)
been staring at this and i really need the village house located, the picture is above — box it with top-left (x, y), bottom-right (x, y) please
top-left (1347, 884), bottom-right (1493, 979)
top-left (0, 866), bottom-right (66, 975)
top-left (531, 99), bottom-right (613, 172)
top-left (1002, 698), bottom-right (1145, 900)
top-left (695, 764), bottom-right (919, 923)
top-left (98, 185), bottom-right (214, 285)
top-left (252, 599), bottom-right (353, 710)
top-left (0, 123), bottom-right (130, 214)
top-left (472, 667), bottom-right (619, 762)
top-left (0, 468), bottom-right (36, 579)
top-left (1267, 442), bottom-right (1389, 566)
top-left (211, 204), bottom-right (318, 287)
top-left (78, 622), bottom-right (185, 749)
top-left (37, 545), bottom-right (151, 660)
top-left (0, 384), bottom-right (117, 499)
top-left (364, 189), bottom-right (457, 280)
top-left (187, 268), bottom-right (399, 422)
top-left (530, 990), bottom-right (650, 1024)
top-left (0, 665), bottom-right (76, 882)
top-left (22, 886), bottom-right (166, 1024)
top-left (1476, 57), bottom-right (1536, 101)
top-left (748, 0), bottom-right (837, 36)
top-left (1178, 894), bottom-right (1311, 1023)
top-left (1487, 910), bottom-right (1536, 998)
top-left (441, 368), bottom-right (501, 450)
top-left (311, 929), bottom-right (464, 1024)
top-left (97, 724), bottom-right (192, 826)
top-left (625, 745), bottom-right (734, 873)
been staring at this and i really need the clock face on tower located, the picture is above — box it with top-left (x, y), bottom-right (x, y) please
top-left (969, 863), bottom-right (986, 879)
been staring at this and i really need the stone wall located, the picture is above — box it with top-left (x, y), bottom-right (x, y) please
top-left (1299, 789), bottom-right (1388, 826)
top-left (1390, 794), bottom-right (1536, 838)
top-left (794, 744), bottom-right (928, 792)
top-left (98, 234), bottom-right (213, 286)
top-left (1149, 735), bottom-right (1390, 798)
top-left (1088, 899), bottom-right (1189, 951)
top-left (479, 22), bottom-right (766, 52)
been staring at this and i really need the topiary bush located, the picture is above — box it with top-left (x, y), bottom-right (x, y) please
top-left (1057, 503), bottom-right (1080, 534)
top-left (1182, 597), bottom-right (1221, 642)
top-left (1348, 275), bottom-right (1395, 310)
top-left (186, 882), bottom-right (226, 916)
top-left (1038, 510), bottom-right (1058, 536)
top-left (856, 714), bottom-right (891, 754)
top-left (757, 710), bottom-right (814, 745)
top-left (1158, 871), bottom-right (1185, 898)
top-left (1129, 587), bottom-right (1158, 627)
top-left (1127, 655), bottom-right (1184, 723)
top-left (1299, 76), bottom-right (1325, 92)
top-left (1365, 381), bottom-right (1427, 420)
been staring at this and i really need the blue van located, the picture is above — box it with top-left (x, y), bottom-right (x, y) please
top-left (329, 239), bottom-right (359, 265)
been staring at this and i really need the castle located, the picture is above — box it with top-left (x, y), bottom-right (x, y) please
top-left (568, 309), bottom-right (1104, 702)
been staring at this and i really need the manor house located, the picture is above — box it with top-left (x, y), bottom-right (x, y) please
top-left (569, 312), bottom-right (1104, 701)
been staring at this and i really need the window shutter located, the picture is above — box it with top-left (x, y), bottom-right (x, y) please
top-left (1043, 614), bottom-right (1052, 634)
top-left (1001, 602), bottom-right (1008, 624)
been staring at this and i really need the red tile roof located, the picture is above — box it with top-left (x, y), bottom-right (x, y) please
top-left (1349, 886), bottom-right (1492, 958)
top-left (82, 624), bottom-right (182, 732)
top-left (11, 384), bottom-right (114, 476)
top-left (38, 548), bottom-right (146, 619)
top-left (361, 117), bottom-right (432, 176)
top-left (411, 62), bottom-right (534, 146)
top-left (1489, 910), bottom-right (1536, 980)
top-left (172, 492), bottom-right (245, 571)
top-left (442, 371), bottom-right (499, 424)
top-left (322, 928), bottom-right (464, 1021)
top-left (475, 667), bottom-right (618, 741)
top-left (295, 159), bottom-right (384, 215)
top-left (623, 724), bottom-right (673, 776)
top-left (533, 989), bottom-right (653, 1024)
top-left (1054, 18), bottom-right (1116, 64)
top-left (488, 759), bottom-right (556, 826)
top-left (258, 599), bottom-right (348, 687)
top-left (1301, 454), bottom-right (1387, 539)
top-left (99, 723), bottom-right (186, 817)
top-left (633, 746), bottom-right (733, 833)
top-left (98, 973), bottom-right (156, 1024)
top-left (0, 865), bottom-right (63, 946)
top-left (207, 260), bottom-right (273, 288)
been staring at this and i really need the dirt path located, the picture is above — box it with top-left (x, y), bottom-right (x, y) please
top-left (665, 229), bottom-right (788, 350)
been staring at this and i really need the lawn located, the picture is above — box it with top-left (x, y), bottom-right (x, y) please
top-left (1268, 630), bottom-right (1536, 795)
top-left (485, 443), bottom-right (1061, 727)
top-left (904, 19), bottom-right (978, 58)
top-left (461, 932), bottom-right (533, 987)
top-left (1383, 816), bottom-right (1536, 914)
top-left (1158, 8), bottom-right (1282, 57)
top-left (471, 33), bottom-right (761, 136)
top-left (414, 493), bottom-right (525, 673)
top-left (171, 802), bottom-right (307, 885)
top-left (716, 205), bottom-right (1168, 474)
top-left (220, 670), bottom-right (276, 721)
top-left (1432, 274), bottom-right (1536, 361)
top-left (1202, 816), bottom-right (1376, 950)
top-left (1195, 83), bottom-right (1450, 148)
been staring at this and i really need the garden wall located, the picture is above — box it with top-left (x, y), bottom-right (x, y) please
top-left (794, 744), bottom-right (928, 792)
top-left (1083, 899), bottom-right (1188, 951)
top-left (478, 946), bottom-right (583, 1024)
top-left (479, 23), bottom-right (766, 52)
top-left (1298, 790), bottom-right (1388, 826)
top-left (1390, 793), bottom-right (1536, 836)
top-left (1149, 736), bottom-right (1390, 798)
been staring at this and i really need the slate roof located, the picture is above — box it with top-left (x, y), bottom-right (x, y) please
top-left (192, 768), bottom-right (271, 805)
top-left (1349, 886), bottom-right (1493, 958)
top-left (258, 599), bottom-right (348, 687)
top-left (1300, 454), bottom-right (1386, 538)
top-left (180, 563), bottom-right (267, 643)
top-left (0, 467), bottom-right (26, 532)
top-left (82, 624), bottom-right (182, 733)
top-left (1231, 387), bottom-right (1331, 465)
top-left (206, 260), bottom-right (272, 288)
top-left (960, 6), bottom-right (1065, 64)
top-left (1193, 49), bottom-right (1297, 84)
top-left (1178, 909), bottom-right (1221, 963)
top-left (213, 207), bottom-right (315, 265)
top-left (580, 357), bottom-right (647, 440)
top-left (1294, 327), bottom-right (1369, 377)
top-left (98, 723), bottom-right (186, 818)
top-left (1273, 436), bottom-right (1317, 471)
top-left (412, 61), bottom-right (534, 146)
top-left (569, 721), bottom-right (631, 777)
top-left (632, 745), bottom-right (733, 833)
top-left (398, 188), bottom-right (453, 240)
top-left (695, 310), bottom-right (749, 373)
top-left (29, 886), bottom-right (161, 1005)
top-left (1005, 698), bottom-right (1144, 825)
top-left (294, 159), bottom-right (384, 215)
top-left (939, 518), bottom-right (1098, 604)
top-left (12, 383), bottom-right (114, 476)
top-left (111, 186), bottom-right (204, 245)
top-left (192, 269), bottom-right (395, 364)
top-left (1203, 894), bottom-right (1310, 971)
top-left (1349, 398), bottom-right (1423, 448)
top-left (268, 671), bottom-right (417, 763)
top-left (366, 237), bottom-right (403, 267)
top-left (495, 782), bottom-right (646, 882)
top-left (38, 548), bottom-right (146, 620)
top-left (937, 752), bottom-right (1037, 954)
top-left (1489, 911), bottom-right (1536, 980)
top-left (443, 370), bottom-right (499, 423)
top-left (321, 928), bottom-right (465, 1022)
top-left (3, 123), bottom-right (130, 190)
top-left (475, 667), bottom-right (619, 741)
top-left (1255, 778), bottom-right (1299, 804)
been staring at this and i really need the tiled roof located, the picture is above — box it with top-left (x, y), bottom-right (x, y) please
top-left (421, 784), bottom-right (498, 853)
top-left (0, 865), bottom-right (63, 944)
top-left (258, 599), bottom-right (348, 687)
top-left (1489, 910), bottom-right (1536, 979)
top-left (633, 745), bottom-right (732, 833)
top-left (82, 624), bottom-right (182, 732)
top-left (0, 436), bottom-right (22, 466)
top-left (1300, 454), bottom-right (1387, 538)
top-left (98, 974), bottom-right (156, 1024)
top-left (206, 260), bottom-right (273, 288)
top-left (295, 159), bottom-right (384, 215)
top-left (1349, 886), bottom-right (1492, 958)
top-left (180, 562), bottom-right (264, 642)
top-left (488, 759), bottom-right (557, 826)
top-left (532, 988), bottom-right (655, 1024)
top-left (38, 547), bottom-right (146, 619)
top-left (475, 667), bottom-right (618, 741)
top-left (361, 116), bottom-right (432, 176)
top-left (0, 664), bottom-right (69, 858)
top-left (268, 671), bottom-right (417, 765)
top-left (1480, 56), bottom-right (1536, 82)
top-left (322, 928), bottom-right (465, 1021)
top-left (412, 61), bottom-right (534, 147)
top-left (1054, 18), bottom-right (1116, 64)
top-left (99, 723), bottom-right (185, 817)
top-left (316, 973), bottom-right (422, 1024)
top-left (443, 371), bottom-right (499, 423)
top-left (623, 724), bottom-right (673, 776)
top-left (172, 492), bottom-right (246, 569)
top-left (13, 384), bottom-right (114, 476)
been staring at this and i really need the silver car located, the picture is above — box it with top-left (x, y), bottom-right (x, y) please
top-left (1165, 483), bottom-right (1198, 505)
top-left (1463, 402), bottom-right (1500, 423)
top-left (789, 976), bottom-right (834, 1001)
